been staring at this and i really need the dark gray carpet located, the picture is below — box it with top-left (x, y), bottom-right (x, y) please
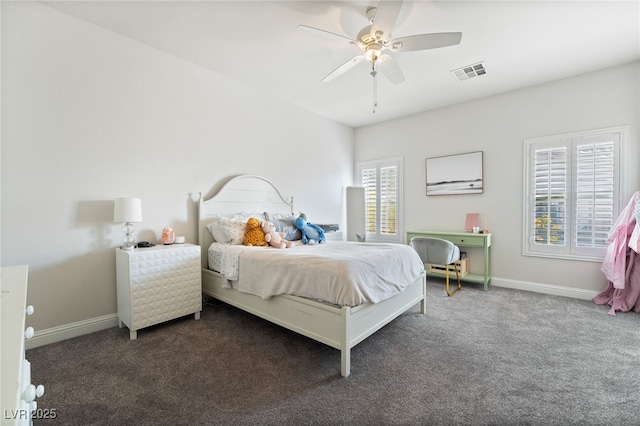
top-left (27, 281), bottom-right (640, 425)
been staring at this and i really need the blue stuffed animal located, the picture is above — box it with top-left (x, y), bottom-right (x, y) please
top-left (294, 216), bottom-right (326, 245)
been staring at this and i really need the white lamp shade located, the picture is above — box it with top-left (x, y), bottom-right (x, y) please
top-left (113, 198), bottom-right (143, 223)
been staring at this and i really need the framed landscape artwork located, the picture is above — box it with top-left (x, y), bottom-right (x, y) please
top-left (426, 151), bottom-right (483, 196)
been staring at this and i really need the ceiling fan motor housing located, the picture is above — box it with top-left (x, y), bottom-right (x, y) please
top-left (357, 25), bottom-right (378, 45)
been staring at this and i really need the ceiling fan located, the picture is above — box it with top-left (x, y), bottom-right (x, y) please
top-left (298, 0), bottom-right (462, 112)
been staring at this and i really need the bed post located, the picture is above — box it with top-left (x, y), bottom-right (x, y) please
top-left (197, 192), bottom-right (209, 269)
top-left (341, 306), bottom-right (351, 378)
top-left (419, 272), bottom-right (427, 315)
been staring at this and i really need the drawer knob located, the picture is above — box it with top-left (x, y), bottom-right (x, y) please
top-left (23, 384), bottom-right (36, 402)
top-left (26, 305), bottom-right (35, 315)
top-left (21, 384), bottom-right (44, 402)
top-left (25, 327), bottom-right (35, 339)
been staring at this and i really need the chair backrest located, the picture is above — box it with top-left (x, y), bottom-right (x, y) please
top-left (410, 237), bottom-right (460, 265)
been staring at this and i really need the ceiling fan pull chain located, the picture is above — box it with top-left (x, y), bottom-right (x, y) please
top-left (371, 62), bottom-right (378, 113)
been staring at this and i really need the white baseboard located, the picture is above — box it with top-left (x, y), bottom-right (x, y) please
top-left (491, 277), bottom-right (599, 301)
top-left (25, 313), bottom-right (119, 350)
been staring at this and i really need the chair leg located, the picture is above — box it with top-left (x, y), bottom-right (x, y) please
top-left (446, 263), bottom-right (462, 297)
top-left (445, 268), bottom-right (450, 295)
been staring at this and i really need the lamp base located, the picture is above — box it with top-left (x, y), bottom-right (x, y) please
top-left (121, 222), bottom-right (136, 251)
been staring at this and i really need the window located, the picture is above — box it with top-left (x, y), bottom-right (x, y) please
top-left (357, 157), bottom-right (403, 243)
top-left (523, 126), bottom-right (628, 261)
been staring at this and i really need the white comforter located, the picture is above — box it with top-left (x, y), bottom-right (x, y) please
top-left (208, 241), bottom-right (425, 306)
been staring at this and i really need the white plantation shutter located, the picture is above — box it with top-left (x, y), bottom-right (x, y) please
top-left (524, 127), bottom-right (627, 261)
top-left (574, 135), bottom-right (618, 255)
top-left (361, 167), bottom-right (377, 234)
top-left (358, 158), bottom-right (403, 243)
top-left (379, 165), bottom-right (398, 236)
top-left (533, 145), bottom-right (568, 251)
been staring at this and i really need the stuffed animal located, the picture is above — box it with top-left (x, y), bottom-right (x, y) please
top-left (294, 216), bottom-right (326, 245)
top-left (262, 221), bottom-right (293, 249)
top-left (244, 217), bottom-right (268, 247)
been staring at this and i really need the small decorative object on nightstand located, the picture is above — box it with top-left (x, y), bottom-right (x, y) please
top-left (116, 243), bottom-right (202, 340)
top-left (161, 226), bottom-right (175, 245)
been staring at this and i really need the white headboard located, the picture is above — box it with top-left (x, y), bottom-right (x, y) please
top-left (198, 175), bottom-right (294, 268)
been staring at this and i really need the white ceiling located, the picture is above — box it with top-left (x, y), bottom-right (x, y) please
top-left (41, 0), bottom-right (640, 128)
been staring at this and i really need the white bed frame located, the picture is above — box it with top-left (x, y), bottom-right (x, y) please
top-left (198, 175), bottom-right (426, 377)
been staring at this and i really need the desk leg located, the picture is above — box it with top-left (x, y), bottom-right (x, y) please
top-left (483, 244), bottom-right (491, 291)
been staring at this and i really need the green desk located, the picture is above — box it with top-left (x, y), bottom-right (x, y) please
top-left (407, 230), bottom-right (492, 291)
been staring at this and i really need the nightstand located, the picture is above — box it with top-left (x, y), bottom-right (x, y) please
top-left (116, 243), bottom-right (202, 340)
top-left (324, 231), bottom-right (344, 241)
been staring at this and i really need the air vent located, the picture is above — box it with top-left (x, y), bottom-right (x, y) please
top-left (451, 62), bottom-right (486, 81)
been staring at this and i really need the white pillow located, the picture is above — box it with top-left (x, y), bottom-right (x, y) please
top-left (206, 220), bottom-right (227, 243)
top-left (263, 212), bottom-right (301, 241)
top-left (217, 219), bottom-right (247, 245)
top-left (264, 212), bottom-right (295, 221)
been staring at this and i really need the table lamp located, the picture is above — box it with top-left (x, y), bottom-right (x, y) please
top-left (113, 198), bottom-right (143, 251)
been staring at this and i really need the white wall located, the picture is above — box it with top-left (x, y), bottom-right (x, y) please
top-left (355, 61), bottom-right (639, 295)
top-left (1, 2), bottom-right (353, 331)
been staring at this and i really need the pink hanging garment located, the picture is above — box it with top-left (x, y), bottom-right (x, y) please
top-left (601, 192), bottom-right (640, 289)
top-left (595, 191), bottom-right (640, 315)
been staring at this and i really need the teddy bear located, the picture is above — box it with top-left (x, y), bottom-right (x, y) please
top-left (243, 217), bottom-right (268, 247)
top-left (293, 216), bottom-right (326, 245)
top-left (261, 221), bottom-right (294, 249)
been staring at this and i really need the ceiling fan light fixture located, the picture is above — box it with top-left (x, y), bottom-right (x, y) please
top-left (365, 43), bottom-right (383, 61)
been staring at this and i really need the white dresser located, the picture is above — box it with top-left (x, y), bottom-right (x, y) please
top-left (116, 244), bottom-right (202, 340)
top-left (1, 265), bottom-right (46, 425)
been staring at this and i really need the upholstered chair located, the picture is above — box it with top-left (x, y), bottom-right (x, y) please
top-left (410, 237), bottom-right (462, 296)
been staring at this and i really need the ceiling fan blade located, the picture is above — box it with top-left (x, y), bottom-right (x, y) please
top-left (389, 32), bottom-right (462, 52)
top-left (370, 0), bottom-right (403, 41)
top-left (322, 55), bottom-right (365, 82)
top-left (378, 54), bottom-right (405, 84)
top-left (297, 24), bottom-right (355, 44)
